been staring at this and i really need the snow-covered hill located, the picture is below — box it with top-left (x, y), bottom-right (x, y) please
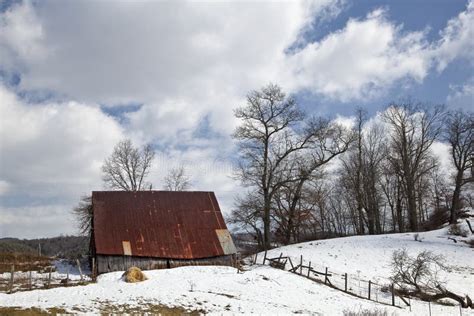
top-left (261, 223), bottom-right (474, 297)
top-left (0, 223), bottom-right (472, 315)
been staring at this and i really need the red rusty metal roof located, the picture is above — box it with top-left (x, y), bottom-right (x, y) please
top-left (92, 191), bottom-right (236, 259)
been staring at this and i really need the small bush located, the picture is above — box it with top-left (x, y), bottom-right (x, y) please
top-left (413, 233), bottom-right (423, 242)
top-left (423, 207), bottom-right (449, 230)
top-left (465, 238), bottom-right (474, 248)
top-left (448, 224), bottom-right (468, 237)
top-left (343, 308), bottom-right (390, 316)
top-left (390, 249), bottom-right (447, 293)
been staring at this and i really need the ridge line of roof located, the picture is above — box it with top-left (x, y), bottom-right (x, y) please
top-left (91, 190), bottom-right (216, 193)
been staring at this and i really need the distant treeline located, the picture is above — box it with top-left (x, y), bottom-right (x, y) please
top-left (0, 236), bottom-right (89, 260)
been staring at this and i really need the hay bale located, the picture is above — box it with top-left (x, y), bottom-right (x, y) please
top-left (122, 266), bottom-right (148, 283)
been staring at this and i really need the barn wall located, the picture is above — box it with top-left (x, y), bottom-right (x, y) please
top-left (96, 254), bottom-right (235, 274)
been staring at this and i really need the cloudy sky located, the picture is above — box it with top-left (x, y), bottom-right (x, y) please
top-left (0, 0), bottom-right (472, 238)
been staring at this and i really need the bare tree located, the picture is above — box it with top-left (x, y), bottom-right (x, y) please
top-left (72, 195), bottom-right (93, 237)
top-left (340, 110), bottom-right (387, 234)
top-left (383, 103), bottom-right (444, 231)
top-left (164, 166), bottom-right (191, 191)
top-left (102, 139), bottom-right (155, 191)
top-left (391, 248), bottom-right (447, 294)
top-left (445, 110), bottom-right (473, 224)
top-left (229, 192), bottom-right (264, 249)
top-left (273, 118), bottom-right (354, 244)
top-left (391, 248), bottom-right (472, 308)
top-left (233, 83), bottom-right (309, 249)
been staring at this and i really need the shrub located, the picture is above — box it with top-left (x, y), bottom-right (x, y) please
top-left (465, 238), bottom-right (474, 248)
top-left (413, 233), bottom-right (423, 242)
top-left (423, 207), bottom-right (449, 230)
top-left (448, 224), bottom-right (468, 237)
top-left (343, 308), bottom-right (390, 316)
top-left (390, 249), bottom-right (447, 294)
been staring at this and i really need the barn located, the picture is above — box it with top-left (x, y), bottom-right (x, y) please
top-left (91, 190), bottom-right (237, 274)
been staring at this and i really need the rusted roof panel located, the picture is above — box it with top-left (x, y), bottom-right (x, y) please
top-left (92, 191), bottom-right (236, 259)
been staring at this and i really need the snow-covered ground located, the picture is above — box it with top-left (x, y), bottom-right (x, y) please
top-left (261, 223), bottom-right (474, 297)
top-left (0, 223), bottom-right (472, 315)
top-left (0, 259), bottom-right (91, 293)
top-left (0, 264), bottom-right (466, 315)
top-left (0, 265), bottom-right (393, 314)
top-left (258, 222), bottom-right (474, 315)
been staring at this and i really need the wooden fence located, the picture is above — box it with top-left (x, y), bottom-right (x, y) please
top-left (1, 259), bottom-right (92, 294)
top-left (252, 251), bottom-right (410, 308)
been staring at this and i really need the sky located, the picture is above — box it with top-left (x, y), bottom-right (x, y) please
top-left (0, 0), bottom-right (473, 238)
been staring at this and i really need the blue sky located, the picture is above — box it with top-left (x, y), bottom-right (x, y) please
top-left (0, 0), bottom-right (472, 238)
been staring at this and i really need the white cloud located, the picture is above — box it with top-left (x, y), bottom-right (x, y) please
top-left (430, 141), bottom-right (454, 177)
top-left (447, 77), bottom-right (474, 107)
top-left (0, 0), bottom-right (473, 238)
top-left (434, 0), bottom-right (474, 72)
top-left (0, 180), bottom-right (10, 196)
top-left (0, 205), bottom-right (76, 238)
top-left (0, 84), bottom-right (125, 237)
top-left (286, 8), bottom-right (431, 101)
top-left (0, 0), bottom-right (341, 139)
top-left (0, 83), bottom-right (242, 237)
top-left (0, 0), bottom-right (47, 69)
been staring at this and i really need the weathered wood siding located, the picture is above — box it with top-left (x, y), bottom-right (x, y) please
top-left (97, 254), bottom-right (235, 274)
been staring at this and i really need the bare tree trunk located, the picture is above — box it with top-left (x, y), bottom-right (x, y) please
top-left (450, 173), bottom-right (463, 224)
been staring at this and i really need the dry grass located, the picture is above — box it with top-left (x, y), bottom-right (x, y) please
top-left (0, 307), bottom-right (69, 315)
top-left (99, 303), bottom-right (204, 315)
top-left (0, 253), bottom-right (52, 273)
top-left (343, 308), bottom-right (392, 316)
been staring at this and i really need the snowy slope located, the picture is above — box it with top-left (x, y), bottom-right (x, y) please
top-left (258, 222), bottom-right (474, 316)
top-left (0, 224), bottom-right (472, 315)
top-left (261, 224), bottom-right (474, 297)
top-left (1, 265), bottom-right (405, 315)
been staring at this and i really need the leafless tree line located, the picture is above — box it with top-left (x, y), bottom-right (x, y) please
top-left (73, 140), bottom-right (191, 236)
top-left (231, 84), bottom-right (473, 250)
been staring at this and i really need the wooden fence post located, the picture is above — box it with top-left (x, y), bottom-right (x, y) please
top-left (325, 267), bottom-right (328, 285)
top-left (288, 257), bottom-right (294, 270)
top-left (9, 265), bottom-right (14, 293)
top-left (263, 251), bottom-right (267, 265)
top-left (307, 261), bottom-right (311, 277)
top-left (29, 270), bottom-right (32, 290)
top-left (47, 266), bottom-right (52, 288)
top-left (299, 255), bottom-right (303, 275)
top-left (254, 253), bottom-right (258, 265)
top-left (368, 281), bottom-right (371, 300)
top-left (92, 257), bottom-right (96, 282)
top-left (391, 284), bottom-right (395, 306)
top-left (344, 273), bottom-right (348, 292)
top-left (76, 259), bottom-right (83, 281)
top-left (66, 267), bottom-right (69, 286)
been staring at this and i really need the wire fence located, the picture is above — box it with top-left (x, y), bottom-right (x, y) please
top-left (248, 251), bottom-right (470, 315)
top-left (0, 260), bottom-right (92, 294)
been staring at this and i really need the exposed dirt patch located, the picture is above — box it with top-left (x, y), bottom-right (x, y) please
top-left (0, 307), bottom-right (69, 315)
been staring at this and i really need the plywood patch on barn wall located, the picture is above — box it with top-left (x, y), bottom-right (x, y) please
top-left (122, 241), bottom-right (132, 256)
top-left (215, 229), bottom-right (237, 255)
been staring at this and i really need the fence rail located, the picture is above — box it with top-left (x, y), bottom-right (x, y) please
top-left (253, 250), bottom-right (408, 308)
top-left (0, 260), bottom-right (93, 294)
top-left (249, 251), bottom-right (471, 315)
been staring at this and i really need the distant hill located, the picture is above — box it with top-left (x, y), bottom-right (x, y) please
top-left (0, 236), bottom-right (89, 259)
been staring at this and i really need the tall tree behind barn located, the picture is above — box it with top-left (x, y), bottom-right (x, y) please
top-left (102, 139), bottom-right (155, 191)
top-left (91, 191), bottom-right (237, 274)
